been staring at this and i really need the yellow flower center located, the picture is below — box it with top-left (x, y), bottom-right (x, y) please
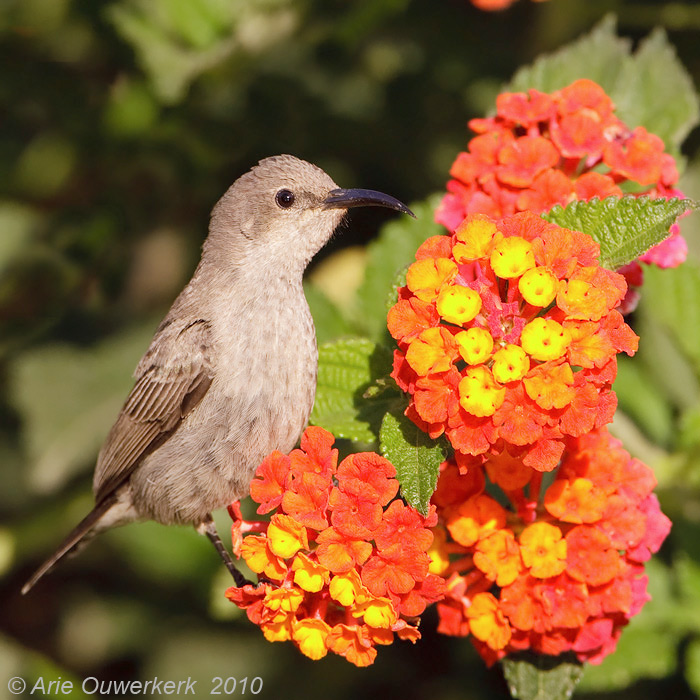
top-left (291, 552), bottom-right (329, 593)
top-left (353, 597), bottom-right (398, 629)
top-left (329, 570), bottom-right (368, 607)
top-left (520, 317), bottom-right (572, 361)
top-left (453, 216), bottom-right (498, 262)
top-left (519, 266), bottom-right (558, 306)
top-left (261, 619), bottom-right (293, 643)
top-left (458, 366), bottom-right (505, 417)
top-left (264, 586), bottom-right (305, 617)
top-left (436, 285), bottom-right (482, 326)
top-left (292, 619), bottom-right (331, 660)
top-left (490, 236), bottom-right (536, 279)
top-left (455, 327), bottom-right (494, 364)
top-left (467, 592), bottom-right (512, 651)
top-left (492, 344), bottom-right (530, 383)
top-left (427, 527), bottom-right (450, 575)
top-left (267, 514), bottom-right (309, 559)
top-left (519, 521), bottom-right (567, 578)
top-left (406, 257), bottom-right (458, 302)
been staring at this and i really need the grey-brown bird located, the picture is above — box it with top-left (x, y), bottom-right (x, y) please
top-left (22, 155), bottom-right (413, 594)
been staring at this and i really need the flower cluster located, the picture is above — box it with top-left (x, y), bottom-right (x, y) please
top-left (430, 427), bottom-right (671, 664)
top-left (226, 427), bottom-right (445, 667)
top-left (388, 211), bottom-right (638, 471)
top-left (436, 79), bottom-right (686, 308)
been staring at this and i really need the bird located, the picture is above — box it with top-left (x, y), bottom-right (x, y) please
top-left (22, 154), bottom-right (414, 594)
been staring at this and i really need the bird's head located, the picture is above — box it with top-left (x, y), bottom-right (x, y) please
top-left (207, 154), bottom-right (413, 271)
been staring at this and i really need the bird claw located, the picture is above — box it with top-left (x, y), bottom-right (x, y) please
top-left (197, 514), bottom-right (251, 588)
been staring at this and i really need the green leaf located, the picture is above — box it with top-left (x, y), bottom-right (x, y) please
top-left (542, 196), bottom-right (696, 270)
top-left (613, 27), bottom-right (700, 156)
top-left (0, 201), bottom-right (42, 274)
top-left (8, 321), bottom-right (160, 495)
top-left (634, 303), bottom-right (700, 414)
top-left (107, 0), bottom-right (298, 104)
top-left (675, 554), bottom-right (700, 629)
top-left (501, 654), bottom-right (584, 700)
top-left (304, 282), bottom-right (356, 345)
top-left (506, 16), bottom-right (631, 96)
top-left (357, 194), bottom-right (445, 341)
top-left (685, 638), bottom-right (700, 699)
top-left (379, 410), bottom-right (446, 515)
top-left (577, 628), bottom-right (677, 692)
top-left (614, 356), bottom-right (674, 447)
top-left (103, 79), bottom-right (160, 137)
top-left (505, 17), bottom-right (699, 157)
top-left (107, 4), bottom-right (213, 104)
top-left (310, 338), bottom-right (401, 443)
top-left (157, 0), bottom-right (234, 50)
top-left (679, 406), bottom-right (700, 453)
top-left (639, 261), bottom-right (700, 375)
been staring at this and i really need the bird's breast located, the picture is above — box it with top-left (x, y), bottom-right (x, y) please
top-left (214, 281), bottom-right (318, 455)
top-left (129, 283), bottom-right (319, 525)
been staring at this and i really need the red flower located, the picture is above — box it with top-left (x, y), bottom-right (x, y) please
top-left (389, 212), bottom-right (637, 470)
top-left (436, 79), bottom-right (687, 312)
top-left (226, 427), bottom-right (444, 667)
top-left (362, 543), bottom-right (431, 597)
top-left (249, 451), bottom-right (290, 513)
top-left (316, 526), bottom-right (373, 573)
top-left (431, 427), bottom-right (670, 665)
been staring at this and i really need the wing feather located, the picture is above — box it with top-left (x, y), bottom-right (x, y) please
top-left (93, 319), bottom-right (213, 503)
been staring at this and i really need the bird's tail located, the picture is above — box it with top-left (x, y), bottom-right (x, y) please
top-left (21, 494), bottom-right (118, 595)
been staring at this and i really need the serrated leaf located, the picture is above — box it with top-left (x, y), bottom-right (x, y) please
top-left (502, 654), bottom-right (584, 700)
top-left (613, 27), bottom-right (700, 156)
top-left (543, 196), bottom-right (696, 270)
top-left (506, 16), bottom-right (630, 96)
top-left (505, 17), bottom-right (699, 159)
top-left (358, 194), bottom-right (445, 341)
top-left (379, 411), bottom-right (446, 515)
top-left (310, 338), bottom-right (401, 443)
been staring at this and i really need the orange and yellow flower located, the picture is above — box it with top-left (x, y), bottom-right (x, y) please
top-left (227, 427), bottom-right (445, 667)
top-left (436, 79), bottom-right (687, 312)
top-left (432, 427), bottom-right (671, 665)
top-left (389, 212), bottom-right (638, 472)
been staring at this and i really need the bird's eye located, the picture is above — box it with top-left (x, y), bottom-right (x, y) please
top-left (275, 189), bottom-right (295, 208)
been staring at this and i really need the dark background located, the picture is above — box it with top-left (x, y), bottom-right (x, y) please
top-left (2, 1), bottom-right (700, 698)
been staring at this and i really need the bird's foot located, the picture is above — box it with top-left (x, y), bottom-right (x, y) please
top-left (197, 515), bottom-right (253, 588)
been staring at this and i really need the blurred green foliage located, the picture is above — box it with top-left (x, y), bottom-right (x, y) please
top-left (3, 1), bottom-right (700, 699)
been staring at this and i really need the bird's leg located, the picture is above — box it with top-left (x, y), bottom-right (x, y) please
top-left (197, 515), bottom-right (251, 587)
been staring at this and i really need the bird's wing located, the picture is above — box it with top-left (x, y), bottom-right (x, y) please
top-left (92, 318), bottom-right (213, 504)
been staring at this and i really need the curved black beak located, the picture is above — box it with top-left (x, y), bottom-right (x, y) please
top-left (323, 188), bottom-right (415, 218)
